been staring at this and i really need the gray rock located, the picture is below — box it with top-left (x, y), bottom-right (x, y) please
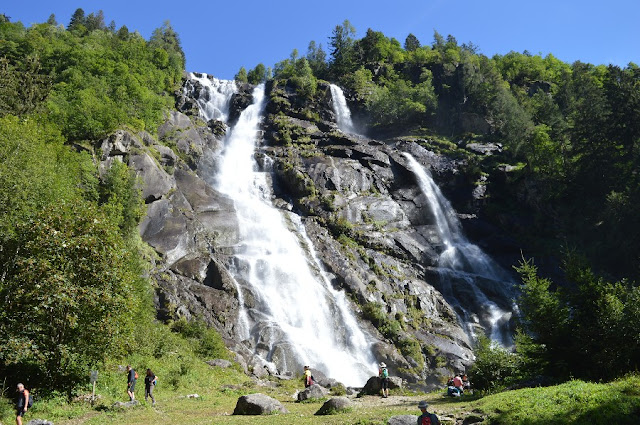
top-left (232, 393), bottom-right (288, 415)
top-left (315, 396), bottom-right (352, 415)
top-left (129, 152), bottom-right (175, 203)
top-left (388, 415), bottom-right (419, 425)
top-left (111, 400), bottom-right (139, 409)
top-left (100, 130), bottom-right (143, 159)
top-left (297, 384), bottom-right (329, 401)
top-left (26, 420), bottom-right (54, 425)
top-left (153, 144), bottom-right (178, 167)
top-left (206, 359), bottom-right (232, 368)
top-left (359, 375), bottom-right (403, 396)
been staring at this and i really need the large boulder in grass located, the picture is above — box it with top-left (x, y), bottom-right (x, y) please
top-left (315, 397), bottom-right (352, 415)
top-left (359, 376), bottom-right (403, 395)
top-left (233, 393), bottom-right (288, 415)
top-left (297, 384), bottom-right (329, 402)
top-left (26, 420), bottom-right (55, 425)
top-left (388, 415), bottom-right (419, 425)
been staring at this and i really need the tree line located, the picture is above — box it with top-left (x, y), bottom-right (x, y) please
top-left (0, 9), bottom-right (184, 393)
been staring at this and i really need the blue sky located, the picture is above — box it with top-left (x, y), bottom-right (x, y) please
top-left (3, 0), bottom-right (639, 80)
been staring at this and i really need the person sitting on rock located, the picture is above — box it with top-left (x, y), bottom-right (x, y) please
top-left (453, 372), bottom-right (464, 393)
top-left (462, 373), bottom-right (471, 393)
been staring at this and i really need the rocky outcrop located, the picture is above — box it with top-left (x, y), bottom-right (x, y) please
top-left (232, 393), bottom-right (288, 415)
top-left (98, 72), bottom-right (521, 393)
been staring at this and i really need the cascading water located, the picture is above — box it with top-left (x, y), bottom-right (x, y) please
top-left (330, 84), bottom-right (357, 134)
top-left (202, 83), bottom-right (377, 385)
top-left (184, 72), bottom-right (237, 122)
top-left (404, 153), bottom-right (516, 345)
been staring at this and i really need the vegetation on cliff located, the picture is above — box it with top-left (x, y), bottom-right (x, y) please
top-left (249, 20), bottom-right (639, 285)
top-left (242, 19), bottom-right (640, 386)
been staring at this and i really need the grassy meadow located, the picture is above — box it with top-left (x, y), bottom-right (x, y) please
top-left (2, 352), bottom-right (638, 425)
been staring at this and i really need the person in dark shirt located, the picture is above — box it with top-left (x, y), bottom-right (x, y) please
top-left (417, 400), bottom-right (440, 425)
top-left (144, 368), bottom-right (158, 406)
top-left (15, 383), bottom-right (30, 425)
top-left (126, 365), bottom-right (137, 401)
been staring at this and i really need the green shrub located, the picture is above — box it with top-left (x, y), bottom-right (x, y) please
top-left (469, 335), bottom-right (520, 392)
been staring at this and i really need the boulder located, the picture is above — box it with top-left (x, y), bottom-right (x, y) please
top-left (359, 376), bottom-right (403, 396)
top-left (388, 415), bottom-right (419, 425)
top-left (26, 420), bottom-right (54, 425)
top-left (297, 383), bottom-right (329, 401)
top-left (314, 396), bottom-right (352, 415)
top-left (206, 359), bottom-right (232, 368)
top-left (232, 393), bottom-right (288, 415)
top-left (111, 400), bottom-right (139, 409)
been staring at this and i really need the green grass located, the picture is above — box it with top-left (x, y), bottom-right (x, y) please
top-left (2, 354), bottom-right (638, 425)
top-left (443, 376), bottom-right (640, 425)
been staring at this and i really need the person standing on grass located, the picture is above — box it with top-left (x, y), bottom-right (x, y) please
top-left (126, 365), bottom-right (137, 401)
top-left (144, 368), bottom-right (158, 406)
top-left (378, 362), bottom-right (389, 398)
top-left (15, 383), bottom-right (30, 425)
top-left (417, 400), bottom-right (440, 425)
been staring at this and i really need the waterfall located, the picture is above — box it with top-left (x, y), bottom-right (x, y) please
top-left (330, 84), bottom-right (357, 134)
top-left (404, 153), bottom-right (516, 345)
top-left (185, 72), bottom-right (237, 122)
top-left (205, 83), bottom-right (377, 385)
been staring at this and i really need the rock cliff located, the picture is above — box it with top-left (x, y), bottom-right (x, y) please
top-left (98, 73), bottom-right (521, 390)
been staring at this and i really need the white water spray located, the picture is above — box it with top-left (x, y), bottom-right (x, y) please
top-left (404, 153), bottom-right (516, 345)
top-left (205, 83), bottom-right (377, 384)
top-left (185, 72), bottom-right (237, 122)
top-left (330, 84), bottom-right (357, 134)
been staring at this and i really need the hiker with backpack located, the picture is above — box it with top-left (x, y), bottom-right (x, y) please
top-left (417, 400), bottom-right (440, 425)
top-left (126, 365), bottom-right (138, 401)
top-left (303, 365), bottom-right (314, 388)
top-left (15, 383), bottom-right (32, 425)
top-left (144, 368), bottom-right (158, 406)
top-left (378, 362), bottom-right (389, 398)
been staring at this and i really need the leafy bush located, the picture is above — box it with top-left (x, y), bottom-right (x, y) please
top-left (0, 201), bottom-right (148, 393)
top-left (469, 335), bottom-right (520, 392)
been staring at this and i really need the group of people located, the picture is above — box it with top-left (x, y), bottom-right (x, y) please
top-left (126, 365), bottom-right (158, 406)
top-left (15, 362), bottom-right (446, 423)
top-left (446, 372), bottom-right (471, 397)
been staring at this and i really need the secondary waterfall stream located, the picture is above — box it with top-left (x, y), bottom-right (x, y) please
top-left (330, 84), bottom-right (357, 134)
top-left (196, 79), bottom-right (377, 385)
top-left (404, 153), bottom-right (516, 345)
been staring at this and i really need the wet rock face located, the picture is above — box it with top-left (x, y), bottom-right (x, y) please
top-left (100, 74), bottom-right (520, 391)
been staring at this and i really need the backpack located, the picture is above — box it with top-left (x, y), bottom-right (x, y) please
top-left (134, 371), bottom-right (139, 380)
top-left (27, 394), bottom-right (33, 408)
top-left (382, 368), bottom-right (388, 378)
top-left (421, 413), bottom-right (439, 425)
